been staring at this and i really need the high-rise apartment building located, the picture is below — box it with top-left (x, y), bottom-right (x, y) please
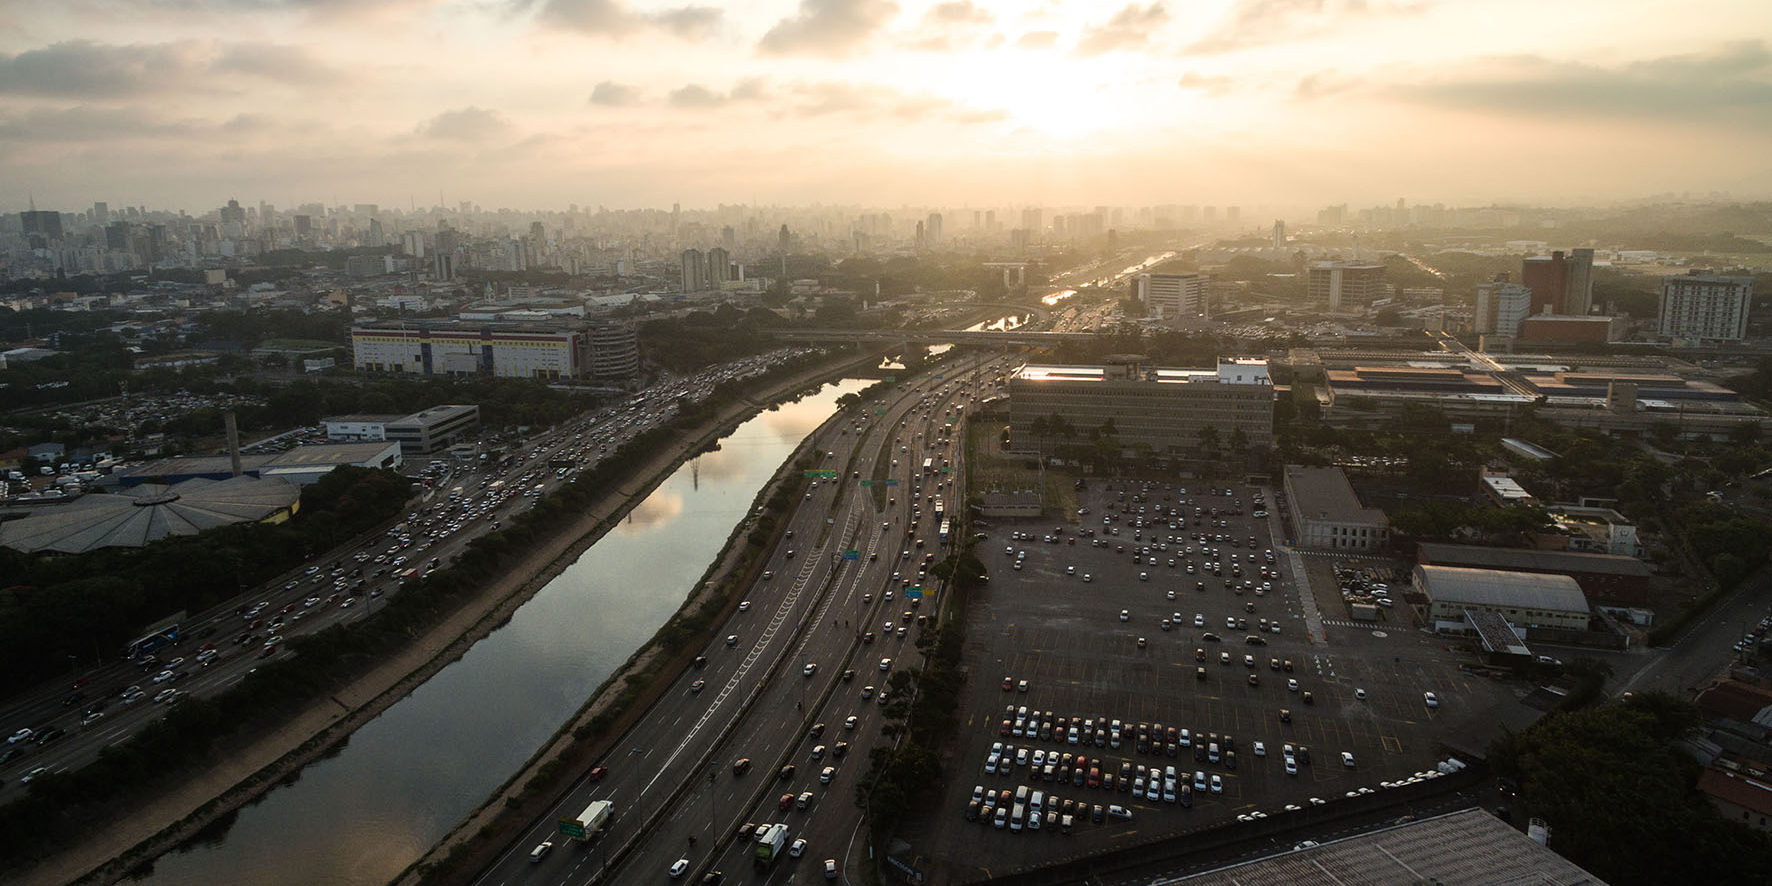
top-left (1135, 273), bottom-right (1209, 321)
top-left (707, 247), bottom-right (732, 285)
top-left (681, 248), bottom-right (707, 291)
top-left (1307, 261), bottom-right (1386, 312)
top-left (926, 212), bottom-right (943, 243)
top-left (1659, 272), bottom-right (1754, 341)
top-left (1562, 248), bottom-right (1595, 316)
top-left (1474, 278), bottom-right (1534, 336)
top-left (1272, 220), bottom-right (1286, 249)
top-left (19, 210), bottom-right (64, 245)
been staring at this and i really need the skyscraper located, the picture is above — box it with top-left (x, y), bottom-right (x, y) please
top-left (1563, 248), bottom-right (1595, 316)
top-left (1520, 251), bottom-right (1567, 316)
top-left (926, 212), bottom-right (942, 243)
top-left (778, 224), bottom-right (790, 251)
top-left (1659, 272), bottom-right (1753, 341)
top-left (681, 248), bottom-right (707, 291)
top-left (20, 210), bottom-right (64, 244)
top-left (1272, 220), bottom-right (1286, 250)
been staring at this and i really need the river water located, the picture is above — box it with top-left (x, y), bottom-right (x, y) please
top-left (131, 378), bottom-right (872, 886)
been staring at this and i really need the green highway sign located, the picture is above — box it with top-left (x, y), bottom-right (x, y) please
top-left (860, 480), bottom-right (873, 487)
top-left (557, 820), bottom-right (587, 839)
top-left (803, 470), bottom-right (838, 479)
top-left (940, 467), bottom-right (955, 474)
top-left (882, 376), bottom-right (897, 382)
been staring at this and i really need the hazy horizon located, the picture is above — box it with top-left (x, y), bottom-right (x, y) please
top-left (3, 0), bottom-right (1770, 213)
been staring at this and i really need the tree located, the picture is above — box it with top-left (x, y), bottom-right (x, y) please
top-left (1197, 425), bottom-right (1221, 454)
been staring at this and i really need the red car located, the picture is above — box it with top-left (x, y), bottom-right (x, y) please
top-left (258, 644), bottom-right (277, 659)
top-left (589, 766), bottom-right (608, 781)
top-left (779, 793), bottom-right (795, 810)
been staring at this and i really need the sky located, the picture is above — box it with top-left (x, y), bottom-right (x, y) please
top-left (1, 0), bottom-right (1770, 214)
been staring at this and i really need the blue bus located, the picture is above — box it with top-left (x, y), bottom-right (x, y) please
top-left (125, 624), bottom-right (181, 659)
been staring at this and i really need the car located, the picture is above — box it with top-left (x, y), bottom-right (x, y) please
top-left (738, 600), bottom-right (751, 612)
top-left (732, 758), bottom-right (752, 776)
top-left (1106, 804), bottom-right (1132, 821)
top-left (803, 663), bottom-right (818, 677)
top-left (824, 858), bottom-right (839, 879)
top-left (1285, 757), bottom-right (1298, 775)
top-left (797, 790), bottom-right (815, 809)
top-left (1193, 614), bottom-right (1205, 628)
top-left (589, 766), bottom-right (608, 781)
top-left (690, 680), bottom-right (706, 694)
top-left (880, 658), bottom-right (893, 670)
top-left (861, 685), bottom-right (875, 698)
top-left (1017, 679), bottom-right (1029, 692)
top-left (780, 764), bottom-right (797, 781)
top-left (1120, 609), bottom-right (1130, 622)
top-left (152, 669), bottom-right (176, 684)
top-left (1288, 678), bottom-right (1299, 692)
top-left (1342, 751), bottom-right (1356, 767)
top-left (1003, 676), bottom-right (1014, 691)
top-left (1354, 687), bottom-right (1367, 700)
top-left (790, 837), bottom-right (809, 858)
top-left (7, 728), bottom-right (34, 745)
top-left (821, 765), bottom-right (837, 784)
top-left (779, 792), bottom-right (796, 810)
top-left (529, 841), bottom-right (554, 863)
top-left (725, 634), bottom-right (738, 647)
top-left (1424, 691), bottom-right (1440, 708)
top-left (670, 858), bottom-right (690, 878)
top-left (1137, 637), bottom-right (1147, 648)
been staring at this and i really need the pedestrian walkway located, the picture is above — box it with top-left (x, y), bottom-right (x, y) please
top-left (1265, 509), bottom-right (1327, 647)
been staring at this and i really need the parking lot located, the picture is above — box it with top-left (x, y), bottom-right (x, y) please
top-left (914, 478), bottom-right (1523, 881)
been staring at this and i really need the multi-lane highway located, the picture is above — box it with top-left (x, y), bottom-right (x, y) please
top-left (476, 353), bottom-right (1009, 886)
top-left (0, 351), bottom-right (814, 790)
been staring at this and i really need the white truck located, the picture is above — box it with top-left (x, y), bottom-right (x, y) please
top-left (753, 823), bottom-right (790, 869)
top-left (556, 799), bottom-right (612, 840)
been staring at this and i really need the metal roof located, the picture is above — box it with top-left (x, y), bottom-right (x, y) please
top-left (1417, 565), bottom-right (1590, 614)
top-left (1285, 465), bottom-right (1387, 525)
top-left (1174, 808), bottom-right (1607, 886)
top-left (0, 476), bottom-right (301, 554)
top-left (1418, 543), bottom-right (1650, 577)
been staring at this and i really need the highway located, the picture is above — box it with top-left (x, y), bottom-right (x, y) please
top-left (0, 352), bottom-right (812, 789)
top-left (474, 352), bottom-right (1009, 886)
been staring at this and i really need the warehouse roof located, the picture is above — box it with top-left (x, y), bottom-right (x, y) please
top-left (1417, 565), bottom-right (1590, 613)
top-left (1418, 543), bottom-right (1650, 577)
top-left (1174, 808), bottom-right (1607, 886)
top-left (0, 476), bottom-right (300, 554)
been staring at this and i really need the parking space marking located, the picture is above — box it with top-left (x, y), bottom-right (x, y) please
top-left (1381, 735), bottom-right (1403, 754)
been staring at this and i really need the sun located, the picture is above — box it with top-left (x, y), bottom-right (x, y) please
top-left (911, 46), bottom-right (1182, 142)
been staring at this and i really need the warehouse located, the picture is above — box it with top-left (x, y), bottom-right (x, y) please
top-left (1415, 564), bottom-right (1591, 632)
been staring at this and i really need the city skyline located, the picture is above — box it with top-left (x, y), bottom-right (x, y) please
top-left (2, 0), bottom-right (1769, 211)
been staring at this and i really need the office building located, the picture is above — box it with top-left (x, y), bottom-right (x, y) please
top-left (20, 209), bottom-right (64, 244)
top-left (353, 323), bottom-right (594, 379)
top-left (1415, 564), bottom-right (1592, 632)
top-left (926, 212), bottom-right (943, 243)
top-left (1135, 273), bottom-right (1209, 321)
top-left (384, 405), bottom-right (481, 454)
top-left (1271, 220), bottom-right (1286, 249)
top-left (1308, 261), bottom-right (1386, 312)
top-left (1659, 271), bottom-right (1754, 341)
top-left (1473, 278), bottom-right (1533, 336)
top-left (585, 323), bottom-right (641, 381)
top-left (1006, 356), bottom-right (1273, 457)
top-left (706, 247), bottom-right (732, 285)
top-left (1283, 465), bottom-right (1389, 552)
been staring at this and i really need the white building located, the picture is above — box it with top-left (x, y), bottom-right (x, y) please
top-left (1659, 272), bottom-right (1754, 341)
top-left (352, 324), bottom-right (589, 379)
top-left (1135, 273), bottom-right (1208, 321)
top-left (1474, 280), bottom-right (1533, 336)
top-left (1283, 465), bottom-right (1389, 551)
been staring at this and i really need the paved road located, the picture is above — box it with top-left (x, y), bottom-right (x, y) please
top-left (1614, 567), bottom-right (1772, 697)
top-left (474, 355), bottom-right (1009, 886)
top-left (0, 354), bottom-right (811, 787)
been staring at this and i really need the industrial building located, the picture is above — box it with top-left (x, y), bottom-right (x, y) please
top-left (1416, 542), bottom-right (1651, 605)
top-left (113, 442), bottom-right (405, 487)
top-left (1282, 465), bottom-right (1389, 552)
top-left (351, 321), bottom-right (638, 380)
top-left (1415, 564), bottom-right (1592, 632)
top-left (1005, 356), bottom-right (1273, 457)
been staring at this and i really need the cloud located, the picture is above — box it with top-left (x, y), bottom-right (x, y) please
top-left (783, 80), bottom-right (1003, 124)
top-left (1014, 30), bottom-right (1058, 49)
top-left (667, 78), bottom-right (769, 107)
top-left (531, 0), bottom-right (722, 39)
top-left (1190, 0), bottom-right (1427, 54)
top-left (212, 43), bottom-right (340, 83)
top-left (1294, 71), bottom-right (1358, 99)
top-left (0, 41), bottom-right (203, 97)
top-left (1075, 3), bottom-right (1167, 56)
top-left (758, 0), bottom-right (899, 57)
top-left (0, 40), bottom-right (341, 98)
top-left (1177, 72), bottom-right (1233, 96)
top-left (0, 106), bottom-right (196, 142)
top-left (417, 106), bottom-right (508, 140)
top-left (924, 0), bottom-right (991, 24)
top-left (1394, 41), bottom-right (1772, 127)
top-left (589, 80), bottom-right (641, 105)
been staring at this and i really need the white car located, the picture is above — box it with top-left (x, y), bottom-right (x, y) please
top-left (1252, 741), bottom-right (1266, 756)
top-left (790, 837), bottom-right (809, 858)
top-left (669, 858), bottom-right (690, 878)
top-left (1424, 691), bottom-right (1440, 708)
top-left (803, 663), bottom-right (818, 677)
top-left (1341, 751), bottom-right (1356, 768)
top-left (1120, 609), bottom-right (1130, 622)
top-left (880, 658), bottom-right (893, 671)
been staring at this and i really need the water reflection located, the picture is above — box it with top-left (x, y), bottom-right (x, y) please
top-left (128, 377), bottom-right (871, 886)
